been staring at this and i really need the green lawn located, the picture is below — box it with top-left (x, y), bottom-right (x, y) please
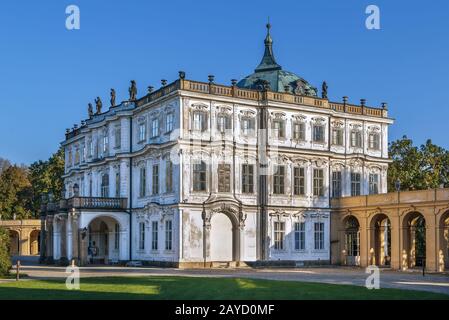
top-left (0, 276), bottom-right (447, 300)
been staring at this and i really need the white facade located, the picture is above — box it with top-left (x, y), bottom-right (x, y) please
top-left (50, 28), bottom-right (393, 267)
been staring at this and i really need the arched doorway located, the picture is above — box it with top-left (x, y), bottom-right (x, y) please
top-left (371, 214), bottom-right (391, 267)
top-left (210, 213), bottom-right (234, 262)
top-left (87, 216), bottom-right (120, 264)
top-left (344, 216), bottom-right (360, 266)
top-left (29, 230), bottom-right (40, 255)
top-left (439, 211), bottom-right (449, 271)
top-left (403, 212), bottom-right (426, 268)
top-left (9, 230), bottom-right (20, 255)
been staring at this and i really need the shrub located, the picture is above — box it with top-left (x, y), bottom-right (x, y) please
top-left (0, 227), bottom-right (12, 276)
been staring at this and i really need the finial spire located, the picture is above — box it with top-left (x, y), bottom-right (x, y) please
top-left (255, 20), bottom-right (281, 72)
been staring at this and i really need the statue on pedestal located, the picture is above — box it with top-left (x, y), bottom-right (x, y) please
top-left (95, 97), bottom-right (102, 114)
top-left (129, 80), bottom-right (137, 101)
top-left (88, 103), bottom-right (94, 119)
top-left (110, 89), bottom-right (116, 107)
top-left (322, 81), bottom-right (328, 99)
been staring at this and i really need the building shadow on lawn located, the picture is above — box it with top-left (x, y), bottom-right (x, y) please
top-left (0, 276), bottom-right (448, 300)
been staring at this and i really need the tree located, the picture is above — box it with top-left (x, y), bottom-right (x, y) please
top-left (0, 158), bottom-right (11, 173)
top-left (388, 136), bottom-right (449, 192)
top-left (0, 227), bottom-right (11, 276)
top-left (0, 165), bottom-right (33, 220)
top-left (28, 147), bottom-right (65, 212)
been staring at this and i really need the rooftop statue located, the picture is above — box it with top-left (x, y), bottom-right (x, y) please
top-left (95, 97), bottom-right (102, 114)
top-left (322, 81), bottom-right (328, 99)
top-left (129, 80), bottom-right (137, 101)
top-left (110, 89), bottom-right (116, 107)
top-left (88, 103), bottom-right (93, 119)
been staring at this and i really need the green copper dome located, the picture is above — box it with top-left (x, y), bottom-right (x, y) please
top-left (237, 23), bottom-right (318, 96)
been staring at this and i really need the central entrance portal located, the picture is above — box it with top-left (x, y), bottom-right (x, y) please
top-left (210, 213), bottom-right (234, 262)
top-left (87, 216), bottom-right (120, 264)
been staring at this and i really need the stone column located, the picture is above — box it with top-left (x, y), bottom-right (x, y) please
top-left (46, 217), bottom-right (54, 262)
top-left (424, 212), bottom-right (437, 271)
top-left (359, 216), bottom-right (369, 267)
top-left (202, 209), bottom-right (211, 266)
top-left (399, 226), bottom-right (409, 271)
top-left (60, 216), bottom-right (67, 263)
top-left (79, 228), bottom-right (88, 266)
top-left (71, 212), bottom-right (79, 264)
top-left (19, 228), bottom-right (30, 256)
top-left (390, 215), bottom-right (401, 270)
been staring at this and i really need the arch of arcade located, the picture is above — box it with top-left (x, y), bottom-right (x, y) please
top-left (0, 219), bottom-right (41, 256)
top-left (331, 188), bottom-right (449, 272)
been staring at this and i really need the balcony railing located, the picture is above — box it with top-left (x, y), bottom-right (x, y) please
top-left (67, 197), bottom-right (128, 210)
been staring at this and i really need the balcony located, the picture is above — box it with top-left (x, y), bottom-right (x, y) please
top-left (66, 197), bottom-right (128, 210)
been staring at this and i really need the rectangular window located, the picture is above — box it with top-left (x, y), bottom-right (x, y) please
top-left (81, 144), bottom-right (85, 162)
top-left (218, 164), bottom-right (231, 192)
top-left (193, 162), bottom-right (207, 191)
top-left (241, 117), bottom-right (255, 136)
top-left (351, 130), bottom-right (362, 148)
top-left (114, 223), bottom-right (120, 250)
top-left (88, 140), bottom-right (93, 157)
top-left (293, 167), bottom-right (305, 196)
top-left (369, 133), bottom-right (380, 150)
top-left (313, 125), bottom-right (325, 143)
top-left (115, 171), bottom-right (120, 198)
top-left (139, 123), bottom-right (146, 142)
top-left (351, 172), bottom-right (361, 196)
top-left (115, 127), bottom-right (121, 149)
top-left (165, 220), bottom-right (173, 251)
top-left (139, 222), bottom-right (145, 250)
top-left (313, 169), bottom-right (324, 197)
top-left (272, 120), bottom-right (285, 139)
top-left (102, 135), bottom-right (108, 154)
top-left (101, 174), bottom-right (109, 198)
top-left (294, 222), bottom-right (306, 251)
top-left (273, 165), bottom-right (285, 195)
top-left (217, 115), bottom-right (231, 133)
top-left (332, 128), bottom-right (344, 146)
top-left (193, 111), bottom-right (207, 132)
top-left (292, 122), bottom-right (305, 141)
top-left (152, 118), bottom-right (159, 138)
top-left (274, 222), bottom-right (285, 250)
top-left (152, 221), bottom-right (158, 251)
top-left (166, 160), bottom-right (173, 193)
top-left (242, 164), bottom-right (254, 194)
top-left (314, 222), bottom-right (325, 250)
top-left (332, 171), bottom-right (342, 198)
top-left (369, 173), bottom-right (379, 195)
top-left (166, 113), bottom-right (174, 133)
top-left (152, 165), bottom-right (159, 195)
top-left (139, 167), bottom-right (146, 197)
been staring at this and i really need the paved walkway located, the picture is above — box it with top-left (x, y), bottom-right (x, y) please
top-left (14, 263), bottom-right (449, 295)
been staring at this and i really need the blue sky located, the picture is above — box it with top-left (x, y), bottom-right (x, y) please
top-left (0, 0), bottom-right (448, 165)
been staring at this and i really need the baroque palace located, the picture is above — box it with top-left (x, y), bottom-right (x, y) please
top-left (37, 23), bottom-right (448, 271)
